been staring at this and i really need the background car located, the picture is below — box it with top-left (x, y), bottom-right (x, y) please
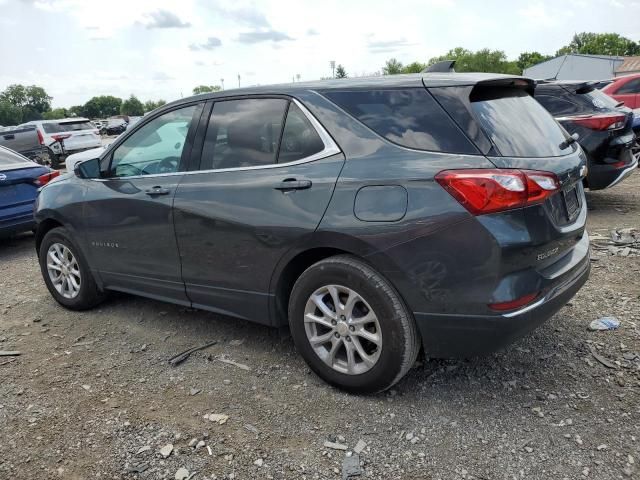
top-left (0, 145), bottom-right (58, 237)
top-left (602, 73), bottom-right (640, 109)
top-left (535, 80), bottom-right (637, 190)
top-left (19, 118), bottom-right (102, 169)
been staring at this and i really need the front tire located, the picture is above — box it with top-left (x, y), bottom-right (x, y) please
top-left (38, 227), bottom-right (105, 310)
top-left (288, 255), bottom-right (420, 394)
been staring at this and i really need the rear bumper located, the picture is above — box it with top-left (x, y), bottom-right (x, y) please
top-left (587, 150), bottom-right (637, 190)
top-left (414, 243), bottom-right (590, 358)
top-left (0, 216), bottom-right (35, 237)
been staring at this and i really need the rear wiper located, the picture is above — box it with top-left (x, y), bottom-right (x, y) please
top-left (559, 132), bottom-right (580, 150)
top-left (615, 101), bottom-right (624, 108)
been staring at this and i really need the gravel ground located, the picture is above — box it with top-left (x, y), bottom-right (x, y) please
top-left (1, 172), bottom-right (639, 480)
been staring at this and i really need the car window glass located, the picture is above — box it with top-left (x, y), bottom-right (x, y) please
top-left (535, 95), bottom-right (579, 116)
top-left (200, 98), bottom-right (287, 170)
top-left (616, 79), bottom-right (640, 94)
top-left (278, 103), bottom-right (325, 163)
top-left (323, 88), bottom-right (478, 154)
top-left (471, 88), bottom-right (569, 158)
top-left (110, 105), bottom-right (196, 177)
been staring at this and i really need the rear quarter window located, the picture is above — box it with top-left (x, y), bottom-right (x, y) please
top-left (323, 88), bottom-right (478, 154)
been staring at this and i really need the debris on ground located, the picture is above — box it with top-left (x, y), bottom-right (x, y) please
top-left (324, 440), bottom-right (348, 450)
top-left (588, 345), bottom-right (618, 369)
top-left (159, 444), bottom-right (173, 458)
top-left (589, 317), bottom-right (620, 331)
top-left (216, 356), bottom-right (250, 371)
top-left (0, 350), bottom-right (21, 356)
top-left (174, 467), bottom-right (190, 480)
top-left (353, 439), bottom-right (367, 454)
top-left (342, 453), bottom-right (362, 479)
top-left (204, 413), bottom-right (229, 424)
top-left (168, 341), bottom-right (217, 366)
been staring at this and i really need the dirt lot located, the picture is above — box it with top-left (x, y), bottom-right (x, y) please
top-left (1, 173), bottom-right (639, 480)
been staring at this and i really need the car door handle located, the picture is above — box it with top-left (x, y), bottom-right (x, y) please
top-left (145, 186), bottom-right (171, 196)
top-left (274, 178), bottom-right (312, 192)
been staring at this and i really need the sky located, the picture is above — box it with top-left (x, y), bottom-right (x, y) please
top-left (0, 0), bottom-right (639, 108)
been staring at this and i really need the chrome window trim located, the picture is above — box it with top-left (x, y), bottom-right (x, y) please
top-left (96, 98), bottom-right (342, 181)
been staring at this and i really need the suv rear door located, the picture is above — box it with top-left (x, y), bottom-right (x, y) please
top-left (173, 96), bottom-right (343, 323)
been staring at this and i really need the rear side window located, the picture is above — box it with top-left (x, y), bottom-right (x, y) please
top-left (581, 89), bottom-right (622, 110)
top-left (201, 99), bottom-right (288, 170)
top-left (323, 88), bottom-right (478, 154)
top-left (616, 78), bottom-right (640, 94)
top-left (470, 88), bottom-right (569, 158)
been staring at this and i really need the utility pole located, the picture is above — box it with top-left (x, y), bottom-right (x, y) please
top-left (296, 73), bottom-right (301, 82)
top-left (220, 78), bottom-right (224, 90)
top-left (238, 74), bottom-right (241, 88)
top-left (330, 60), bottom-right (336, 78)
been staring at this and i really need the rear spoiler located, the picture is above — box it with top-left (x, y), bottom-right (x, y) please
top-left (473, 77), bottom-right (536, 97)
top-left (536, 79), bottom-right (596, 94)
top-left (422, 60), bottom-right (456, 73)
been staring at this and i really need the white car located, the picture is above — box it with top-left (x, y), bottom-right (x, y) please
top-left (64, 146), bottom-right (105, 172)
top-left (20, 118), bottom-right (102, 168)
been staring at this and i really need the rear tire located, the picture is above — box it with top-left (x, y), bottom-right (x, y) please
top-left (38, 227), bottom-right (105, 310)
top-left (288, 255), bottom-right (420, 394)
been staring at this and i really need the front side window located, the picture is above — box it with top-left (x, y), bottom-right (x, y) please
top-left (278, 103), bottom-right (325, 163)
top-left (323, 88), bottom-right (478, 154)
top-left (109, 105), bottom-right (197, 177)
top-left (200, 98), bottom-right (288, 170)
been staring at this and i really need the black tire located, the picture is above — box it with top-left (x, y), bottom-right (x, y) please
top-left (288, 255), bottom-right (420, 394)
top-left (38, 227), bottom-right (105, 310)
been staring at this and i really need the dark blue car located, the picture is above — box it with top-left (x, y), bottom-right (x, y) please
top-left (0, 145), bottom-right (58, 237)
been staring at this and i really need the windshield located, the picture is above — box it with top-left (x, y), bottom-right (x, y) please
top-left (470, 88), bottom-right (570, 158)
top-left (582, 88), bottom-right (621, 110)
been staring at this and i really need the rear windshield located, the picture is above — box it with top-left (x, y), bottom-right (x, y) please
top-left (0, 148), bottom-right (31, 167)
top-left (323, 88), bottom-right (478, 154)
top-left (470, 88), bottom-right (569, 158)
top-left (581, 88), bottom-right (620, 110)
top-left (42, 121), bottom-right (95, 134)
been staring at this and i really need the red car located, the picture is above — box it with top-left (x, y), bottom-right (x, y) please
top-left (602, 74), bottom-right (640, 109)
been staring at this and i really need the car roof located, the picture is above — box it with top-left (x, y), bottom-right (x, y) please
top-left (24, 117), bottom-right (91, 125)
top-left (161, 72), bottom-right (533, 109)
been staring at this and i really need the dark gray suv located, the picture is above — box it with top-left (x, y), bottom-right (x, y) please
top-left (35, 73), bottom-right (590, 393)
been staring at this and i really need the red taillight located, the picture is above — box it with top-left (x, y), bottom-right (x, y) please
top-left (36, 129), bottom-right (44, 145)
top-left (51, 133), bottom-right (71, 141)
top-left (435, 169), bottom-right (560, 215)
top-left (489, 292), bottom-right (539, 312)
top-left (34, 170), bottom-right (60, 186)
top-left (566, 113), bottom-right (626, 131)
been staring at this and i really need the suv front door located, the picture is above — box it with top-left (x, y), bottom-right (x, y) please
top-left (173, 97), bottom-right (343, 323)
top-left (82, 103), bottom-right (203, 303)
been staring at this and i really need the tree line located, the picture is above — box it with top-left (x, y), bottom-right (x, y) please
top-left (1, 32), bottom-right (636, 125)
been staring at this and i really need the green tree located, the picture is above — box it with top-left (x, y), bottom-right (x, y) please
top-left (556, 32), bottom-right (640, 56)
top-left (335, 64), bottom-right (348, 78)
top-left (382, 58), bottom-right (404, 75)
top-left (83, 95), bottom-right (122, 118)
top-left (192, 85), bottom-right (222, 95)
top-left (402, 61), bottom-right (427, 73)
top-left (68, 105), bottom-right (85, 117)
top-left (0, 84), bottom-right (53, 122)
top-left (143, 99), bottom-right (167, 112)
top-left (42, 108), bottom-right (68, 120)
top-left (120, 95), bottom-right (144, 116)
top-left (0, 100), bottom-right (22, 126)
top-left (517, 52), bottom-right (552, 72)
top-left (428, 47), bottom-right (519, 74)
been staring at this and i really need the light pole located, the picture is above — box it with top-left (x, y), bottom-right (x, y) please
top-left (296, 73), bottom-right (301, 82)
top-left (238, 74), bottom-right (241, 88)
top-left (221, 78), bottom-right (224, 90)
top-left (330, 60), bottom-right (336, 78)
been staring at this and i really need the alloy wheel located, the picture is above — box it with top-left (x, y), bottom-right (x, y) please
top-left (47, 243), bottom-right (82, 299)
top-left (303, 284), bottom-right (382, 375)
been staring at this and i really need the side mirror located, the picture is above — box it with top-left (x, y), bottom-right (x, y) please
top-left (74, 158), bottom-right (101, 179)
